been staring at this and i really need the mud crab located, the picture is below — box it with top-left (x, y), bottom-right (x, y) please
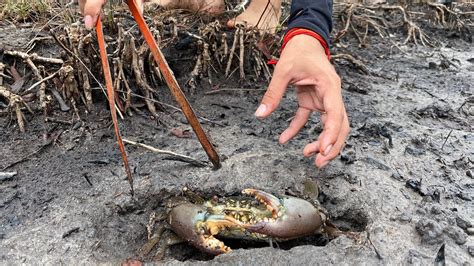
top-left (164, 188), bottom-right (340, 255)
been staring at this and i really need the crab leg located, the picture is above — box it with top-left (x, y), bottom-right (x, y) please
top-left (242, 188), bottom-right (283, 218)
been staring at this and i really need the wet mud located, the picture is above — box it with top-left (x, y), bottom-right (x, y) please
top-left (1, 17), bottom-right (473, 265)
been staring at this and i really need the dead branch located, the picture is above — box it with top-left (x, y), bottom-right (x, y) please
top-left (123, 139), bottom-right (208, 167)
top-left (0, 171), bottom-right (17, 181)
top-left (203, 43), bottom-right (213, 86)
top-left (50, 29), bottom-right (124, 119)
top-left (129, 35), bottom-right (159, 118)
top-left (238, 26), bottom-right (246, 80)
top-left (0, 63), bottom-right (5, 85)
top-left (24, 57), bottom-right (48, 109)
top-left (4, 50), bottom-right (64, 65)
top-left (23, 69), bottom-right (60, 93)
top-left (380, 5), bottom-right (433, 46)
top-left (0, 85), bottom-right (33, 133)
top-left (77, 33), bottom-right (94, 111)
top-left (59, 65), bottom-right (81, 119)
top-left (226, 28), bottom-right (240, 77)
top-left (333, 3), bottom-right (436, 47)
top-left (334, 4), bottom-right (355, 42)
top-left (331, 54), bottom-right (369, 74)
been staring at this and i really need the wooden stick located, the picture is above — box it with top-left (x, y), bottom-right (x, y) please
top-left (127, 0), bottom-right (221, 169)
top-left (96, 18), bottom-right (134, 196)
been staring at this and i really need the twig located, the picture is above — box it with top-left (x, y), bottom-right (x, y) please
top-left (23, 69), bottom-right (60, 93)
top-left (335, 4), bottom-right (355, 42)
top-left (0, 85), bottom-right (33, 133)
top-left (0, 62), bottom-right (5, 85)
top-left (238, 26), bottom-right (245, 80)
top-left (367, 231), bottom-right (384, 260)
top-left (441, 129), bottom-right (453, 150)
top-left (3, 50), bottom-right (64, 65)
top-left (50, 30), bottom-right (124, 119)
top-left (0, 171), bottom-right (17, 181)
top-left (91, 87), bottom-right (225, 127)
top-left (129, 35), bottom-right (159, 118)
top-left (226, 28), bottom-right (240, 77)
top-left (123, 139), bottom-right (208, 167)
top-left (331, 53), bottom-right (369, 74)
top-left (45, 117), bottom-right (73, 125)
top-left (77, 33), bottom-right (94, 111)
top-left (205, 88), bottom-right (266, 95)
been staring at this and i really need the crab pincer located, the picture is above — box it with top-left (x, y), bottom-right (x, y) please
top-left (167, 188), bottom-right (329, 256)
top-left (242, 189), bottom-right (325, 240)
top-left (169, 203), bottom-right (243, 255)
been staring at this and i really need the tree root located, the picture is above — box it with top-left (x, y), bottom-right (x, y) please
top-left (331, 54), bottom-right (369, 75)
top-left (3, 1), bottom-right (469, 129)
top-left (0, 86), bottom-right (33, 132)
top-left (333, 3), bottom-right (439, 47)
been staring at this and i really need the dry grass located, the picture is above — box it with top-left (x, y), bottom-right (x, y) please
top-left (0, 0), bottom-right (55, 21)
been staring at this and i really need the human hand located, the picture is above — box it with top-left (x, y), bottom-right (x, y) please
top-left (78, 0), bottom-right (144, 29)
top-left (255, 34), bottom-right (349, 168)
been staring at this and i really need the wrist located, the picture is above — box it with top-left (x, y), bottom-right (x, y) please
top-left (282, 28), bottom-right (330, 59)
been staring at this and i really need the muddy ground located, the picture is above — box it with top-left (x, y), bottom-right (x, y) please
top-left (1, 8), bottom-right (473, 265)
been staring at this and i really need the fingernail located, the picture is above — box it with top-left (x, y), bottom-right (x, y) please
top-left (84, 15), bottom-right (93, 29)
top-left (306, 152), bottom-right (316, 157)
top-left (319, 161), bottom-right (329, 169)
top-left (323, 144), bottom-right (333, 156)
top-left (254, 104), bottom-right (267, 118)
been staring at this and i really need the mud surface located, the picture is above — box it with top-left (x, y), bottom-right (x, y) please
top-left (1, 19), bottom-right (473, 265)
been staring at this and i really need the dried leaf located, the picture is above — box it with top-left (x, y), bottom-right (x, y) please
top-left (170, 128), bottom-right (192, 138)
top-left (9, 65), bottom-right (22, 82)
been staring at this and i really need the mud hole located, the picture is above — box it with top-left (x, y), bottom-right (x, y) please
top-left (1, 3), bottom-right (473, 265)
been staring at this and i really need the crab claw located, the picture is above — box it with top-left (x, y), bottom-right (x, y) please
top-left (242, 189), bottom-right (324, 240)
top-left (169, 203), bottom-right (242, 255)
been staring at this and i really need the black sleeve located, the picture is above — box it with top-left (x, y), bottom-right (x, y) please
top-left (287, 0), bottom-right (333, 46)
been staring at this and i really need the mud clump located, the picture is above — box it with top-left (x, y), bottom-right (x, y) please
top-left (415, 218), bottom-right (469, 246)
top-left (415, 219), bottom-right (444, 245)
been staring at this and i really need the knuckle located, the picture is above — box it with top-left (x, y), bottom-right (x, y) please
top-left (263, 90), bottom-right (278, 102)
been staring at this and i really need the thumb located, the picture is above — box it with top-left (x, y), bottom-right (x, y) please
top-left (255, 64), bottom-right (291, 118)
top-left (82, 0), bottom-right (106, 29)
